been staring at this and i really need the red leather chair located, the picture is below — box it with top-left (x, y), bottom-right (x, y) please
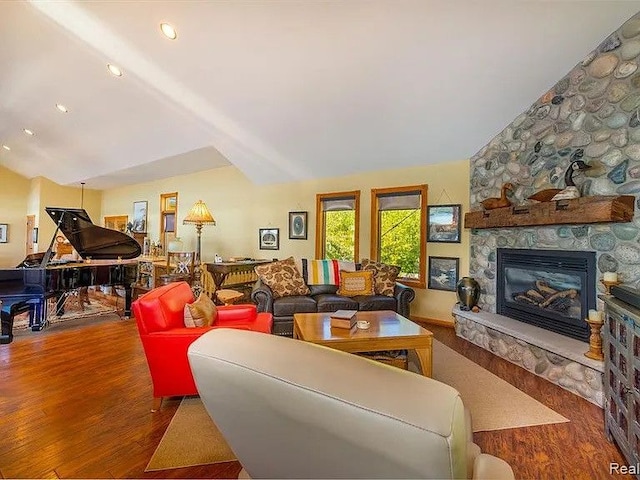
top-left (132, 281), bottom-right (273, 411)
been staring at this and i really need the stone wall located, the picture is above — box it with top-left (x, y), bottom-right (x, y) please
top-left (470, 12), bottom-right (640, 313)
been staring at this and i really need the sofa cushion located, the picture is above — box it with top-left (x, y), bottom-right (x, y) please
top-left (255, 257), bottom-right (311, 299)
top-left (361, 259), bottom-right (400, 297)
top-left (308, 284), bottom-right (339, 296)
top-left (315, 294), bottom-right (359, 312)
top-left (354, 294), bottom-right (397, 312)
top-left (337, 270), bottom-right (374, 297)
top-left (184, 293), bottom-right (217, 327)
top-left (273, 295), bottom-right (318, 317)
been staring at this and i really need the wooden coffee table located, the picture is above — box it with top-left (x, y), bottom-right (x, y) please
top-left (293, 310), bottom-right (433, 377)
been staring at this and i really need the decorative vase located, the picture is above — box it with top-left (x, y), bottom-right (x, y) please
top-left (456, 277), bottom-right (480, 311)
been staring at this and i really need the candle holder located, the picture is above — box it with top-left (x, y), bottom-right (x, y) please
top-left (584, 316), bottom-right (605, 361)
top-left (600, 279), bottom-right (621, 295)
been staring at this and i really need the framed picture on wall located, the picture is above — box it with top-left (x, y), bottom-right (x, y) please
top-left (427, 204), bottom-right (461, 243)
top-left (0, 224), bottom-right (7, 243)
top-left (288, 211), bottom-right (308, 240)
top-left (428, 256), bottom-right (459, 291)
top-left (259, 228), bottom-right (280, 250)
top-left (132, 201), bottom-right (148, 233)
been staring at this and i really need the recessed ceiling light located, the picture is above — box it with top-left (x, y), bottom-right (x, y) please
top-left (107, 63), bottom-right (123, 77)
top-left (24, 128), bottom-right (34, 136)
top-left (160, 23), bottom-right (177, 40)
top-left (2, 145), bottom-right (10, 151)
top-left (56, 103), bottom-right (68, 113)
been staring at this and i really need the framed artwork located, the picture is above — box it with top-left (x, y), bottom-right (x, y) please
top-left (427, 204), bottom-right (461, 243)
top-left (428, 256), bottom-right (459, 291)
top-left (288, 211), bottom-right (308, 240)
top-left (259, 228), bottom-right (280, 250)
top-left (0, 224), bottom-right (7, 243)
top-left (132, 201), bottom-right (148, 233)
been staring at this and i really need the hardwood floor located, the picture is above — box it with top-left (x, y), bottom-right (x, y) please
top-left (0, 315), bottom-right (631, 479)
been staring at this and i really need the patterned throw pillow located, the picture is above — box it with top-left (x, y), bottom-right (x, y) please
top-left (360, 259), bottom-right (400, 297)
top-left (337, 270), bottom-right (375, 297)
top-left (184, 293), bottom-right (217, 327)
top-left (255, 257), bottom-right (311, 299)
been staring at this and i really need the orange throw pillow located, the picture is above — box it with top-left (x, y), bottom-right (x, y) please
top-left (184, 293), bottom-right (217, 328)
top-left (337, 270), bottom-right (374, 297)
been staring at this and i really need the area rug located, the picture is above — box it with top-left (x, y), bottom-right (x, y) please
top-left (145, 397), bottom-right (236, 471)
top-left (12, 293), bottom-right (118, 330)
top-left (146, 340), bottom-right (569, 471)
top-left (431, 340), bottom-right (569, 432)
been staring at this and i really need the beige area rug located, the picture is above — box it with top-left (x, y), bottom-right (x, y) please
top-left (146, 340), bottom-right (569, 471)
top-left (431, 340), bottom-right (569, 432)
top-left (145, 397), bottom-right (236, 471)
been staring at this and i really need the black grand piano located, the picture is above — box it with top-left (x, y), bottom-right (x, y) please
top-left (0, 207), bottom-right (141, 344)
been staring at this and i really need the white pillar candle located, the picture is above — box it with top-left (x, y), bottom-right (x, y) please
top-left (588, 309), bottom-right (602, 322)
top-left (603, 272), bottom-right (618, 282)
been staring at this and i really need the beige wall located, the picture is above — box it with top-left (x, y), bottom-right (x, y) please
top-left (0, 166), bottom-right (31, 267)
top-left (102, 161), bottom-right (470, 323)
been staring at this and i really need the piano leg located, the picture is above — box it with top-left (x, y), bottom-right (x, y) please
top-left (123, 285), bottom-right (133, 318)
top-left (1, 309), bottom-right (13, 344)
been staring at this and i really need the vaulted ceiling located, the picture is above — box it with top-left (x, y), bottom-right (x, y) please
top-left (1, 0), bottom-right (639, 189)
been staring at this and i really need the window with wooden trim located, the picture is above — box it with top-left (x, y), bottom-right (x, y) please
top-left (315, 190), bottom-right (360, 261)
top-left (370, 185), bottom-right (427, 288)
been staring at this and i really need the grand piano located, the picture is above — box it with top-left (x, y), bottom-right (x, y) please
top-left (0, 207), bottom-right (141, 344)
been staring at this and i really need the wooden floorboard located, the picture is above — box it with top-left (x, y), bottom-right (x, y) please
top-left (0, 312), bottom-right (631, 479)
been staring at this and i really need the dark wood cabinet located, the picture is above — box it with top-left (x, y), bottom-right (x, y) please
top-left (603, 295), bottom-right (640, 468)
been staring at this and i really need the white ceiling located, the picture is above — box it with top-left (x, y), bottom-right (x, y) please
top-left (1, 0), bottom-right (639, 190)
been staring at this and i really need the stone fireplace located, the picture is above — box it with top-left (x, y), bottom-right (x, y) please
top-left (496, 248), bottom-right (596, 342)
top-left (453, 12), bottom-right (640, 407)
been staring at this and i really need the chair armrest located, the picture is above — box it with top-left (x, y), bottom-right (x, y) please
top-left (217, 304), bottom-right (257, 322)
top-left (472, 454), bottom-right (515, 480)
top-left (251, 278), bottom-right (274, 314)
top-left (394, 282), bottom-right (415, 318)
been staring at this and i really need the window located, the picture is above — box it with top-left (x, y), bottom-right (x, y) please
top-left (160, 192), bottom-right (178, 250)
top-left (370, 185), bottom-right (427, 288)
top-left (315, 190), bottom-right (360, 261)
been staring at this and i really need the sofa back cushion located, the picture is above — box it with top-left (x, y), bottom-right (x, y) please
top-left (361, 259), bottom-right (400, 297)
top-left (255, 257), bottom-right (311, 299)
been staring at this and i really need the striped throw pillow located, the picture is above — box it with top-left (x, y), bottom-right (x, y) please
top-left (300, 259), bottom-right (356, 285)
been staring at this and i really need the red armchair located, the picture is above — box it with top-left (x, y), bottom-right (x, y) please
top-left (132, 281), bottom-right (273, 411)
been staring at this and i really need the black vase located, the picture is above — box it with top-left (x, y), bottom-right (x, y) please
top-left (456, 277), bottom-right (480, 311)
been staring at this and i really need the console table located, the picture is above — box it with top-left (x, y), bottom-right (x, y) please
top-left (204, 260), bottom-right (271, 296)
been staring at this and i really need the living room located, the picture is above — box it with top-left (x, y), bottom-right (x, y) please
top-left (2, 1), bottom-right (640, 478)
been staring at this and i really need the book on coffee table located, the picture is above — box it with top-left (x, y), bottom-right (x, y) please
top-left (330, 310), bottom-right (358, 329)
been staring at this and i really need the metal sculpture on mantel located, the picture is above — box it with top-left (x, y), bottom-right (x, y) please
top-left (183, 200), bottom-right (216, 297)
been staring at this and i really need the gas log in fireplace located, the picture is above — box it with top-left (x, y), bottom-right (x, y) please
top-left (496, 248), bottom-right (596, 342)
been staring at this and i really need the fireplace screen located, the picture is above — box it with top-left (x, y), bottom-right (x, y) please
top-left (497, 248), bottom-right (595, 342)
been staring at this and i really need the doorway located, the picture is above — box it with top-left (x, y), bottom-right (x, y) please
top-left (25, 215), bottom-right (36, 255)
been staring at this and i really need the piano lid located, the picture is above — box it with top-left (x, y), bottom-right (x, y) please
top-left (45, 207), bottom-right (142, 260)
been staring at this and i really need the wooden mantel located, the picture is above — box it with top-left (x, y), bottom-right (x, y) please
top-left (464, 195), bottom-right (635, 229)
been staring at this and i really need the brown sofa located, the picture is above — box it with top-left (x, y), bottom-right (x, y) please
top-left (252, 277), bottom-right (415, 336)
